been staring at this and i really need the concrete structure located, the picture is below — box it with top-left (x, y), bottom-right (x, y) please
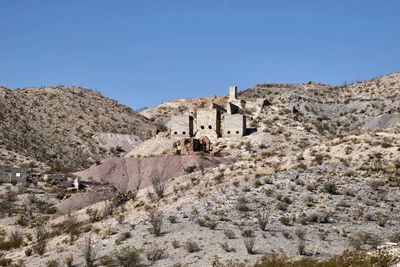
top-left (196, 108), bottom-right (222, 139)
top-left (227, 102), bottom-right (240, 115)
top-left (170, 115), bottom-right (194, 138)
top-left (229, 85), bottom-right (238, 101)
top-left (168, 86), bottom-right (252, 141)
top-left (0, 166), bottom-right (27, 184)
top-left (223, 114), bottom-right (246, 137)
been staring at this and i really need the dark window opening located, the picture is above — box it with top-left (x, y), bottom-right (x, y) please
top-left (227, 131), bottom-right (231, 134)
top-left (208, 125), bottom-right (212, 129)
top-left (182, 131), bottom-right (186, 135)
top-left (200, 125), bottom-right (205, 129)
top-left (174, 132), bottom-right (178, 135)
top-left (236, 131), bottom-right (239, 134)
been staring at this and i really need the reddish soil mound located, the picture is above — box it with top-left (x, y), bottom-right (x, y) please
top-left (74, 155), bottom-right (226, 191)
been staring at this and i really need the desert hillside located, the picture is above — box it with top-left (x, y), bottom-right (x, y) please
top-left (0, 86), bottom-right (157, 172)
top-left (0, 74), bottom-right (399, 266)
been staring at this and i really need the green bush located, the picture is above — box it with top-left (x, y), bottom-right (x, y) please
top-left (106, 246), bottom-right (142, 267)
top-left (254, 250), bottom-right (399, 267)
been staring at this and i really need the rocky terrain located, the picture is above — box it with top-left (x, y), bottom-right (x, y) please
top-left (0, 86), bottom-right (157, 172)
top-left (0, 73), bottom-right (399, 266)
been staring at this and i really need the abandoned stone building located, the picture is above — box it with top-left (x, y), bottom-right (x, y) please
top-left (169, 86), bottom-right (247, 140)
top-left (223, 114), bottom-right (246, 136)
top-left (170, 115), bottom-right (194, 137)
top-left (0, 166), bottom-right (27, 184)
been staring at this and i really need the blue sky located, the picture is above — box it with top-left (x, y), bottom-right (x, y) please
top-left (1, 0), bottom-right (399, 109)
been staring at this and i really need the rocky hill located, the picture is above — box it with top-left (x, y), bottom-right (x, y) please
top-left (0, 86), bottom-right (157, 172)
top-left (1, 74), bottom-right (400, 266)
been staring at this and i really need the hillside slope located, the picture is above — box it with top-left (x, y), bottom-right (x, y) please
top-left (0, 86), bottom-right (157, 172)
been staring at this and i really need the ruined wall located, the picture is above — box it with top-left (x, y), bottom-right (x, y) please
top-left (170, 115), bottom-right (194, 138)
top-left (223, 114), bottom-right (246, 137)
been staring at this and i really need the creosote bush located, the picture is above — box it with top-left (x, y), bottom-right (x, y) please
top-left (102, 246), bottom-right (142, 267)
top-left (184, 240), bottom-right (201, 253)
top-left (147, 209), bottom-right (163, 236)
top-left (152, 177), bottom-right (167, 198)
top-left (146, 244), bottom-right (167, 262)
top-left (112, 191), bottom-right (136, 207)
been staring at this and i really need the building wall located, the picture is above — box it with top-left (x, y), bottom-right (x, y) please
top-left (196, 109), bottom-right (221, 139)
top-left (0, 167), bottom-right (27, 184)
top-left (223, 114), bottom-right (246, 137)
top-left (170, 115), bottom-right (193, 138)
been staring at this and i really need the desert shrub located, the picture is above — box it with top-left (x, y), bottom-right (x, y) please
top-left (350, 232), bottom-right (382, 250)
top-left (295, 228), bottom-right (306, 240)
top-left (219, 242), bottom-right (236, 253)
top-left (152, 177), bottom-right (167, 198)
top-left (257, 213), bottom-right (268, 231)
top-left (184, 240), bottom-right (201, 253)
top-left (0, 231), bottom-right (23, 251)
top-left (184, 165), bottom-right (197, 174)
top-left (112, 191), bottom-right (136, 207)
top-left (86, 208), bottom-right (101, 223)
top-left (109, 246), bottom-right (142, 267)
top-left (297, 240), bottom-right (306, 255)
top-left (147, 210), bottom-right (163, 236)
top-left (254, 250), bottom-right (399, 267)
top-left (171, 239), bottom-right (180, 249)
top-left (115, 231), bottom-right (131, 245)
top-left (58, 214), bottom-right (83, 238)
top-left (276, 201), bottom-right (288, 211)
top-left (168, 215), bottom-right (177, 223)
top-left (197, 217), bottom-right (218, 230)
top-left (46, 260), bottom-right (59, 267)
top-left (244, 237), bottom-right (256, 254)
top-left (146, 245), bottom-right (167, 262)
top-left (16, 215), bottom-right (29, 227)
top-left (370, 179), bottom-right (384, 191)
top-left (25, 248), bottom-right (32, 257)
top-left (84, 235), bottom-right (97, 267)
top-left (241, 229), bottom-right (254, 238)
top-left (324, 182), bottom-right (338, 194)
top-left (65, 255), bottom-right (74, 267)
top-left (236, 197), bottom-right (251, 212)
top-left (33, 241), bottom-right (47, 255)
top-left (279, 216), bottom-right (291, 226)
top-left (224, 229), bottom-right (236, 239)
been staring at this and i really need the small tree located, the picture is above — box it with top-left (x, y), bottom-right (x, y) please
top-left (152, 177), bottom-right (167, 198)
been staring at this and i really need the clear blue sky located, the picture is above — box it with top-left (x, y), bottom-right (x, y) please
top-left (1, 0), bottom-right (399, 109)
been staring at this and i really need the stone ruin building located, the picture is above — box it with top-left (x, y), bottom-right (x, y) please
top-left (169, 86), bottom-right (248, 142)
top-left (0, 166), bottom-right (27, 184)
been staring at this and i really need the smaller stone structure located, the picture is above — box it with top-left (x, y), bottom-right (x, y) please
top-left (0, 166), bottom-right (27, 184)
top-left (223, 114), bottom-right (246, 137)
top-left (43, 173), bottom-right (66, 183)
top-left (179, 137), bottom-right (212, 155)
top-left (170, 115), bottom-right (194, 138)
